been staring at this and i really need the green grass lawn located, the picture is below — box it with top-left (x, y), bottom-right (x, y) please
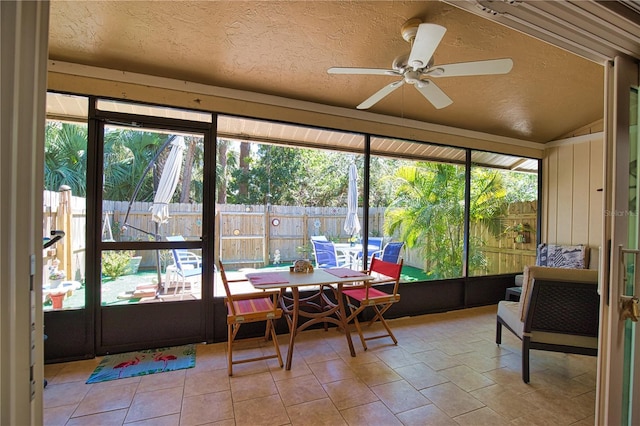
top-left (399, 265), bottom-right (429, 282)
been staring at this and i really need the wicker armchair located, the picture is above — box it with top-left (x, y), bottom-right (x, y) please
top-left (497, 266), bottom-right (599, 383)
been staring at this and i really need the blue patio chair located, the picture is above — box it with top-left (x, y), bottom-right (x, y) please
top-left (310, 239), bottom-right (348, 268)
top-left (166, 236), bottom-right (202, 298)
top-left (373, 242), bottom-right (404, 264)
top-left (357, 237), bottom-right (384, 264)
top-left (166, 235), bottom-right (202, 266)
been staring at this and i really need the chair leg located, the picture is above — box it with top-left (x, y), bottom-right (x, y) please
top-left (227, 323), bottom-right (234, 376)
top-left (522, 337), bottom-right (530, 384)
top-left (347, 302), bottom-right (368, 350)
top-left (352, 315), bottom-right (367, 350)
top-left (175, 277), bottom-right (186, 298)
top-left (264, 318), bottom-right (272, 341)
top-left (496, 320), bottom-right (502, 345)
top-left (367, 302), bottom-right (391, 326)
top-left (179, 279), bottom-right (186, 300)
top-left (372, 305), bottom-right (397, 345)
top-left (268, 319), bottom-right (284, 368)
top-left (363, 304), bottom-right (397, 346)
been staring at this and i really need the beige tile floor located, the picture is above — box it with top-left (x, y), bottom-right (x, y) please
top-left (43, 305), bottom-right (596, 425)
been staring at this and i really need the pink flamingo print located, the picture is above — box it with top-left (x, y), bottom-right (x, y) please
top-left (113, 355), bottom-right (143, 378)
top-left (154, 352), bottom-right (177, 371)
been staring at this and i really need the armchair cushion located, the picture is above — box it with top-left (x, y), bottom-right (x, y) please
top-left (497, 301), bottom-right (522, 337)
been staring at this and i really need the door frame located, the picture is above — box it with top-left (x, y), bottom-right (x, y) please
top-left (597, 55), bottom-right (640, 425)
top-left (90, 101), bottom-right (216, 355)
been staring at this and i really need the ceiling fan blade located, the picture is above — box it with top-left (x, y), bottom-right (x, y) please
top-left (415, 80), bottom-right (453, 109)
top-left (328, 67), bottom-right (398, 76)
top-left (357, 80), bottom-right (404, 109)
top-left (427, 58), bottom-right (514, 77)
top-left (408, 24), bottom-right (447, 70)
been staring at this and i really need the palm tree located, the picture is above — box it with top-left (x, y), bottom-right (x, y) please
top-left (44, 122), bottom-right (88, 195)
top-left (102, 130), bottom-right (163, 201)
top-left (385, 163), bottom-right (507, 279)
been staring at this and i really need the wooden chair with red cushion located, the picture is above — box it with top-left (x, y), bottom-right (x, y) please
top-left (218, 261), bottom-right (283, 375)
top-left (343, 256), bottom-right (403, 350)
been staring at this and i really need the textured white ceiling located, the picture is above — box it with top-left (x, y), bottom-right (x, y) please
top-left (48, 1), bottom-right (605, 143)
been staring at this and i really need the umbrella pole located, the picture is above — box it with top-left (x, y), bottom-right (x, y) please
top-left (155, 222), bottom-right (163, 295)
top-left (121, 136), bottom-right (175, 232)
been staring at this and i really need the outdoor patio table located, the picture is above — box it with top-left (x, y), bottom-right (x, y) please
top-left (245, 268), bottom-right (374, 370)
top-left (334, 243), bottom-right (379, 269)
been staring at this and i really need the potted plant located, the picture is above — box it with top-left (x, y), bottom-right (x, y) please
top-left (504, 223), bottom-right (532, 244)
top-left (296, 243), bottom-right (313, 260)
top-left (48, 269), bottom-right (66, 289)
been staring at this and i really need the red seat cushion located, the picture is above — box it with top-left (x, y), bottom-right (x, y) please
top-left (343, 287), bottom-right (388, 302)
top-left (230, 297), bottom-right (274, 315)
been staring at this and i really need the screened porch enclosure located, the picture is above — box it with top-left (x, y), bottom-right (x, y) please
top-left (45, 94), bottom-right (539, 310)
top-left (43, 93), bottom-right (538, 362)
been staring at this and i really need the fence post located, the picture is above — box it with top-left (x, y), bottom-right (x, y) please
top-left (264, 207), bottom-right (270, 267)
top-left (57, 185), bottom-right (73, 280)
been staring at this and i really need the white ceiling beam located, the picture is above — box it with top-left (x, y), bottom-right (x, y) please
top-left (48, 60), bottom-right (542, 152)
top-left (442, 0), bottom-right (640, 63)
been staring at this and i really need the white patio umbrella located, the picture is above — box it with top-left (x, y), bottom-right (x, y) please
top-left (344, 163), bottom-right (361, 237)
top-left (151, 136), bottom-right (185, 224)
top-left (150, 136), bottom-right (185, 290)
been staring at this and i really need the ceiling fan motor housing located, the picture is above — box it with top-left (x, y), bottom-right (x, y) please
top-left (393, 54), bottom-right (434, 72)
top-left (392, 54), bottom-right (409, 71)
top-left (404, 70), bottom-right (422, 84)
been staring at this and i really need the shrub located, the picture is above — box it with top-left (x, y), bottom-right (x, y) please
top-left (101, 250), bottom-right (134, 280)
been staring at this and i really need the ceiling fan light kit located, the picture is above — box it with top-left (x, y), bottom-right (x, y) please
top-left (328, 19), bottom-right (514, 110)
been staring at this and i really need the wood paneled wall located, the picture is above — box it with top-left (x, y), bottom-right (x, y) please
top-left (543, 136), bottom-right (604, 248)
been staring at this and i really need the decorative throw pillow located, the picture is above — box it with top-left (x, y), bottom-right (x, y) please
top-left (546, 244), bottom-right (587, 269)
top-left (536, 243), bottom-right (548, 266)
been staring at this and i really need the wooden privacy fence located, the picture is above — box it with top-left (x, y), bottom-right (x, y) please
top-left (45, 189), bottom-right (536, 277)
top-left (103, 200), bottom-right (204, 241)
top-left (43, 190), bottom-right (87, 283)
top-left (100, 201), bottom-right (386, 268)
top-left (469, 201), bottom-right (537, 275)
top-left (217, 204), bottom-right (386, 268)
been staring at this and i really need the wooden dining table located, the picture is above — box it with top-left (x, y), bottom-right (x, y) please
top-left (245, 268), bottom-right (374, 370)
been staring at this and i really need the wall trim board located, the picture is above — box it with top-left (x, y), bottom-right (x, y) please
top-left (546, 132), bottom-right (604, 148)
top-left (47, 60), bottom-right (544, 158)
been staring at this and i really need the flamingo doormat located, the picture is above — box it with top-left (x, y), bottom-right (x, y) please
top-left (86, 344), bottom-right (196, 384)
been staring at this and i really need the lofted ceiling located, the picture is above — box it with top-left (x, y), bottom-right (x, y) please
top-left (48, 1), bottom-right (606, 144)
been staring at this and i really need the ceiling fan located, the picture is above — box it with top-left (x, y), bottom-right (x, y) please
top-left (327, 19), bottom-right (514, 110)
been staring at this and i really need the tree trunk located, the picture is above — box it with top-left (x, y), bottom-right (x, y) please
top-left (180, 137), bottom-right (196, 203)
top-left (238, 141), bottom-right (250, 197)
top-left (217, 141), bottom-right (228, 204)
